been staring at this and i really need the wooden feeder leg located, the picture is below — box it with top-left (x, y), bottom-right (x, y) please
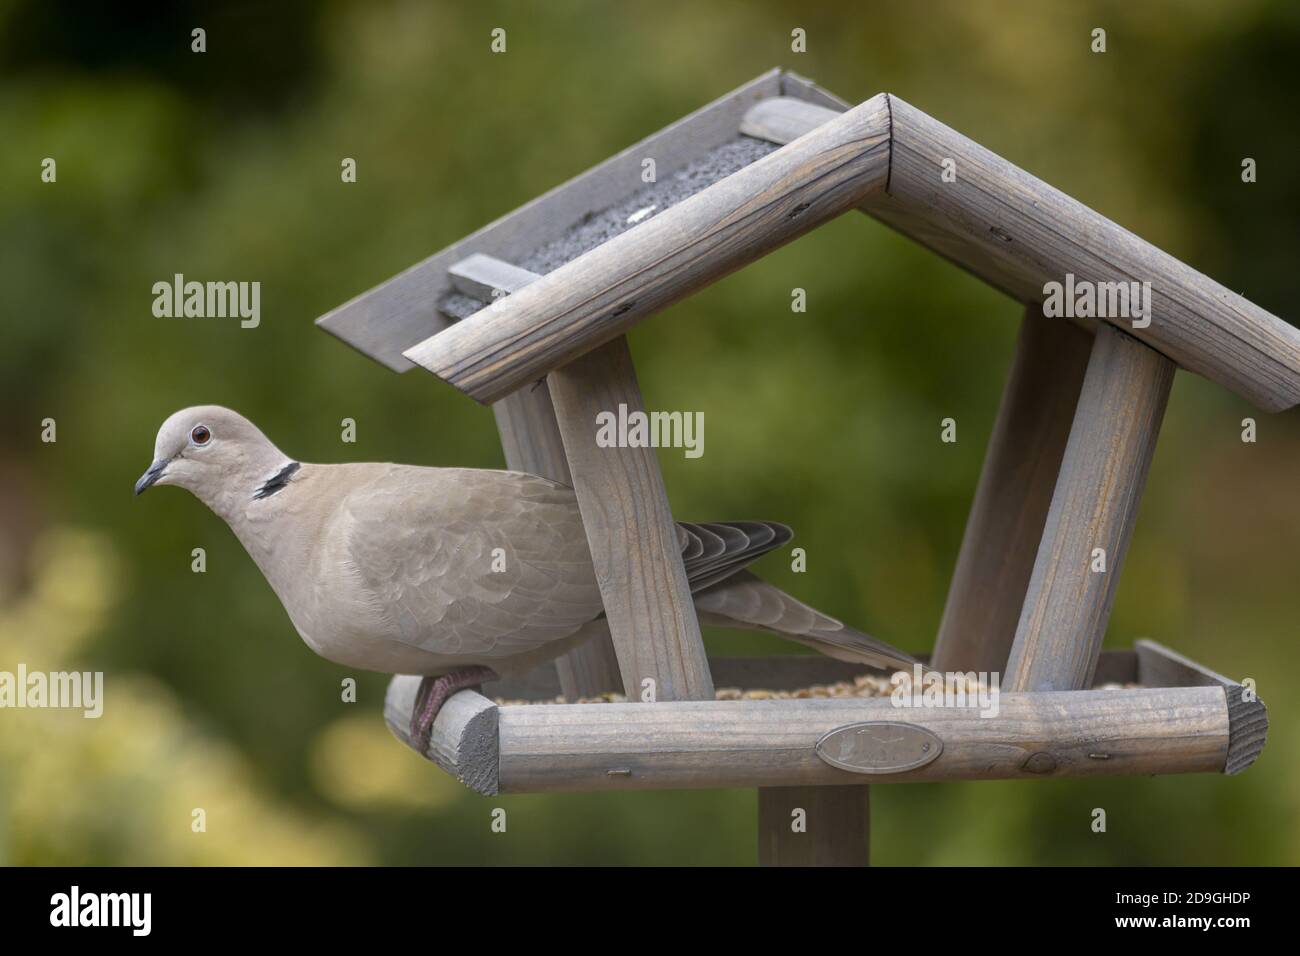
top-left (933, 307), bottom-right (1093, 673)
top-left (758, 787), bottom-right (869, 867)
top-left (548, 336), bottom-right (714, 701)
top-left (449, 252), bottom-right (625, 700)
top-left (492, 387), bottom-right (624, 698)
top-left (1006, 324), bottom-right (1175, 692)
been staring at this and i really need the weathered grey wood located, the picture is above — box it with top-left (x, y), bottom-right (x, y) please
top-left (933, 307), bottom-right (1093, 673)
top-left (493, 389), bottom-right (624, 699)
top-left (1005, 326), bottom-right (1175, 692)
top-left (549, 634), bottom-right (624, 703)
top-left (448, 253), bottom-right (540, 304)
top-left (316, 70), bottom-right (789, 370)
top-left (487, 649), bottom-right (1140, 702)
top-left (383, 678), bottom-right (499, 795)
top-left (741, 95), bottom-right (1053, 305)
top-left (740, 96), bottom-right (842, 146)
top-left (450, 253), bottom-right (625, 699)
top-left (323, 78), bottom-right (1300, 410)
top-left (758, 786), bottom-right (868, 866)
top-left (404, 95), bottom-right (892, 403)
top-left (494, 686), bottom-right (1229, 792)
top-left (1093, 649), bottom-right (1138, 686)
top-left (548, 336), bottom-right (714, 701)
top-left (491, 388), bottom-right (572, 495)
top-left (385, 648), bottom-right (1253, 794)
top-left (1136, 639), bottom-right (1266, 775)
top-left (779, 69), bottom-right (853, 113)
top-left (1135, 639), bottom-right (1238, 689)
top-left (884, 96), bottom-right (1300, 412)
top-left (742, 94), bottom-right (1300, 412)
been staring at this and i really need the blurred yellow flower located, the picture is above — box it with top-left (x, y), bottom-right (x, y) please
top-left (310, 712), bottom-right (465, 813)
top-left (0, 526), bottom-right (370, 865)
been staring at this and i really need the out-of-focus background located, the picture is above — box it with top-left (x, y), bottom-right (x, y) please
top-left (1, 0), bottom-right (1297, 865)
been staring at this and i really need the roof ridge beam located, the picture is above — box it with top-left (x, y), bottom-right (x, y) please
top-left (747, 95), bottom-right (1300, 412)
top-left (403, 94), bottom-right (892, 404)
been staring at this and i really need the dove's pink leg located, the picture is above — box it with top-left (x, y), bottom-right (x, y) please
top-left (410, 666), bottom-right (498, 752)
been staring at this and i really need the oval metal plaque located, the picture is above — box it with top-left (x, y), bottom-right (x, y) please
top-left (815, 721), bottom-right (943, 775)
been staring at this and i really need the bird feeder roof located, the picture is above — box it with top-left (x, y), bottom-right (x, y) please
top-left (316, 68), bottom-right (1300, 412)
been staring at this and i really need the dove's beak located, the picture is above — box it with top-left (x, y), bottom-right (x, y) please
top-left (134, 459), bottom-right (168, 496)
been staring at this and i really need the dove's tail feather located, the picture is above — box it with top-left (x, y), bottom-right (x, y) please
top-left (691, 570), bottom-right (916, 673)
top-left (668, 518), bottom-right (915, 671)
top-left (676, 520), bottom-right (793, 592)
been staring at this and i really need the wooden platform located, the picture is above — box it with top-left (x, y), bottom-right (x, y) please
top-left (383, 641), bottom-right (1266, 796)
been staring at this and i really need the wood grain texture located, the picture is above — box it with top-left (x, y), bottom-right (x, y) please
top-left (1135, 639), bottom-right (1266, 775)
top-left (450, 254), bottom-right (625, 699)
top-left (882, 95), bottom-right (1300, 412)
top-left (324, 79), bottom-right (1299, 408)
top-left (758, 786), bottom-right (868, 866)
top-left (383, 678), bottom-right (499, 795)
top-left (932, 307), bottom-right (1093, 673)
top-left (740, 96), bottom-right (842, 146)
top-left (779, 69), bottom-right (853, 112)
top-left (1005, 325), bottom-right (1175, 692)
top-left (548, 336), bottom-right (714, 701)
top-left (492, 389), bottom-right (624, 699)
top-left (743, 95), bottom-right (1300, 411)
top-left (404, 95), bottom-right (892, 403)
top-left (495, 686), bottom-right (1229, 793)
top-left (1135, 638), bottom-right (1238, 689)
top-left (384, 647), bottom-right (1254, 795)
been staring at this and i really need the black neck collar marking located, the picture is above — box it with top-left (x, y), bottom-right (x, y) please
top-left (253, 461), bottom-right (300, 500)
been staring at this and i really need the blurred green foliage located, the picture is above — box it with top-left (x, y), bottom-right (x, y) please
top-left (1, 0), bottom-right (1297, 864)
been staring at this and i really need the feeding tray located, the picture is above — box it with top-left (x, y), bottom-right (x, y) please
top-left (382, 641), bottom-right (1265, 795)
top-left (314, 69), bottom-right (1288, 862)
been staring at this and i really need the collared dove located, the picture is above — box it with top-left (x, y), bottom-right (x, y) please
top-left (136, 406), bottom-right (915, 746)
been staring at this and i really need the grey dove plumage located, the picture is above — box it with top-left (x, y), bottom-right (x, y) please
top-left (135, 406), bottom-right (915, 739)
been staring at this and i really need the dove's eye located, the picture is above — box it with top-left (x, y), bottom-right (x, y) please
top-left (191, 425), bottom-right (212, 446)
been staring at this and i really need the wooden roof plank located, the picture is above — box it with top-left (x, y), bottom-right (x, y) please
top-left (314, 69), bottom-right (787, 371)
top-left (403, 94), bottom-right (893, 403)
top-left (746, 94), bottom-right (1300, 411)
top-left (323, 74), bottom-right (1300, 411)
top-left (884, 95), bottom-right (1300, 412)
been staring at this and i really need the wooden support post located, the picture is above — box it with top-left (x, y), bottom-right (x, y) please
top-left (1006, 324), bottom-right (1175, 691)
top-left (548, 337), bottom-right (714, 702)
top-left (450, 254), bottom-right (624, 700)
top-left (492, 388), bottom-right (624, 699)
top-left (932, 308), bottom-right (1093, 673)
top-left (758, 786), bottom-right (868, 867)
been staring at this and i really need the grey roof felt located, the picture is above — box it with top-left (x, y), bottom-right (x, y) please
top-left (439, 135), bottom-right (776, 319)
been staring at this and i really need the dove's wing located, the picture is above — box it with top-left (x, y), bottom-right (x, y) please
top-left (334, 464), bottom-right (908, 672)
top-left (340, 466), bottom-right (604, 662)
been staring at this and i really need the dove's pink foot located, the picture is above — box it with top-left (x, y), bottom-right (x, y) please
top-left (410, 666), bottom-right (498, 752)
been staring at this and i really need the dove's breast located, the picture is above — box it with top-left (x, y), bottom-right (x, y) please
top-left (231, 462), bottom-right (606, 676)
top-left (260, 467), bottom-right (448, 673)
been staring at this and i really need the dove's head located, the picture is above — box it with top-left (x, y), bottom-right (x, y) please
top-left (134, 406), bottom-right (291, 505)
